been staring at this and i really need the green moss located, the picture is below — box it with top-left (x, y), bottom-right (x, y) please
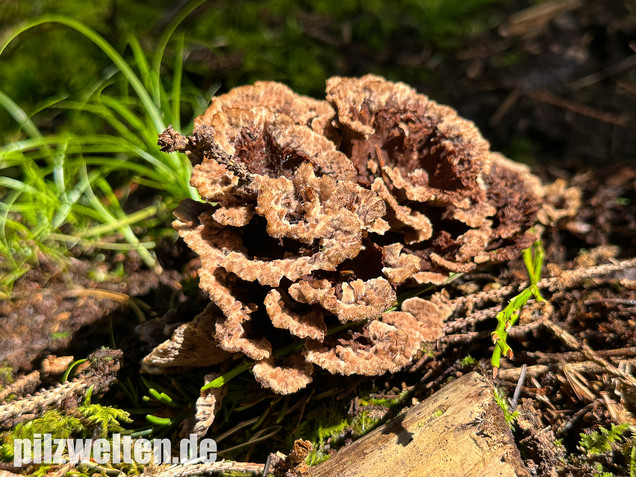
top-left (0, 389), bottom-right (133, 470)
top-left (580, 423), bottom-right (630, 456)
top-left (460, 355), bottom-right (477, 368)
top-left (51, 331), bottom-right (71, 340)
top-left (592, 462), bottom-right (615, 477)
top-left (81, 388), bottom-right (132, 438)
top-left (557, 423), bottom-right (635, 477)
top-left (0, 410), bottom-right (84, 462)
top-left (299, 388), bottom-right (410, 466)
top-left (358, 389), bottom-right (409, 408)
top-left (0, 362), bottom-right (14, 386)
top-left (314, 409), bottom-right (349, 447)
top-left (351, 411), bottom-right (381, 436)
top-left (304, 404), bottom-right (349, 466)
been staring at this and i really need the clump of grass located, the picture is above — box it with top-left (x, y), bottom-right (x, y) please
top-left (0, 2), bottom-right (213, 295)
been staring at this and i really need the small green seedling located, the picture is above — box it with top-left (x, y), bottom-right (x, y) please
top-left (140, 377), bottom-right (191, 433)
top-left (491, 240), bottom-right (545, 377)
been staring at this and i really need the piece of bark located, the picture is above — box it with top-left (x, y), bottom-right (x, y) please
top-left (308, 372), bottom-right (530, 477)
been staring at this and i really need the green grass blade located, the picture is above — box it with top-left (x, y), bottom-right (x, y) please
top-left (80, 164), bottom-right (156, 267)
top-left (171, 32), bottom-right (185, 131)
top-left (80, 205), bottom-right (158, 238)
top-left (0, 177), bottom-right (39, 194)
top-left (128, 36), bottom-right (151, 88)
top-left (1, 135), bottom-right (180, 182)
top-left (0, 16), bottom-right (166, 133)
top-left (99, 96), bottom-right (154, 142)
top-left (150, 0), bottom-right (207, 107)
top-left (0, 89), bottom-right (42, 139)
top-left (28, 93), bottom-right (69, 118)
top-left (0, 191), bottom-right (23, 257)
top-left (53, 100), bottom-right (142, 145)
top-left (50, 140), bottom-right (71, 209)
top-left (201, 361), bottom-right (253, 391)
top-left (49, 233), bottom-right (156, 251)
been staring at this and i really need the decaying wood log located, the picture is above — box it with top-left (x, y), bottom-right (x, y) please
top-left (308, 372), bottom-right (530, 477)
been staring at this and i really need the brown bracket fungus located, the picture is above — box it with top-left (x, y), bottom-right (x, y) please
top-left (151, 75), bottom-right (551, 396)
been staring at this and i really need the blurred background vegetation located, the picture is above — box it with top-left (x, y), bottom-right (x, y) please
top-left (0, 0), bottom-right (503, 139)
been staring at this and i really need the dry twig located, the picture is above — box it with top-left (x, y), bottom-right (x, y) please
top-left (542, 319), bottom-right (636, 390)
top-left (146, 460), bottom-right (265, 477)
top-left (0, 350), bottom-right (122, 429)
top-left (0, 370), bottom-right (40, 402)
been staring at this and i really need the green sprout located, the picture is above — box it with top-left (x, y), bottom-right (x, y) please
top-left (139, 377), bottom-right (193, 434)
top-left (491, 240), bottom-right (545, 376)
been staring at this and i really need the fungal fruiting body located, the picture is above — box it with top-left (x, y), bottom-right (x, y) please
top-left (148, 75), bottom-right (547, 394)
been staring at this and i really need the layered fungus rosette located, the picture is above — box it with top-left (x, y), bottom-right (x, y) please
top-left (148, 75), bottom-right (546, 394)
